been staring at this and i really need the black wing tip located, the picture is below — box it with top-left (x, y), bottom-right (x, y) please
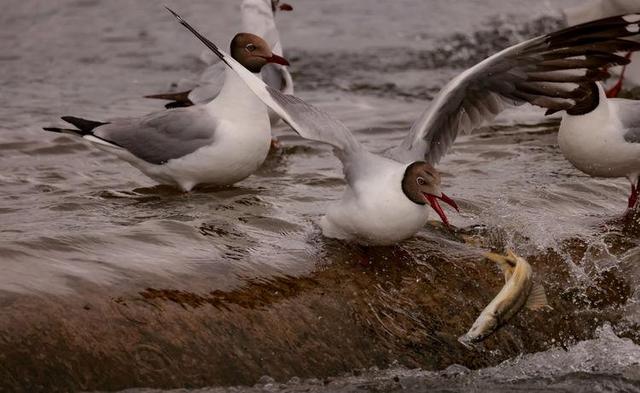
top-left (144, 90), bottom-right (193, 102)
top-left (545, 13), bottom-right (640, 47)
top-left (43, 127), bottom-right (63, 133)
top-left (60, 116), bottom-right (108, 133)
top-left (164, 5), bottom-right (227, 64)
top-left (164, 6), bottom-right (181, 21)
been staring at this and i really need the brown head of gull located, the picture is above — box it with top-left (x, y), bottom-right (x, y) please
top-left (230, 33), bottom-right (289, 73)
top-left (401, 162), bottom-right (458, 226)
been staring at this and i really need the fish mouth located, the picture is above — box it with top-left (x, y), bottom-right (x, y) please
top-left (262, 54), bottom-right (290, 66)
top-left (279, 3), bottom-right (293, 11)
top-left (457, 335), bottom-right (480, 350)
top-left (423, 192), bottom-right (459, 226)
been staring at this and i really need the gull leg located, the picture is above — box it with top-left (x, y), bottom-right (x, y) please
top-left (354, 245), bottom-right (372, 267)
top-left (270, 137), bottom-right (281, 150)
top-left (606, 52), bottom-right (632, 98)
top-left (629, 178), bottom-right (639, 210)
top-left (622, 176), bottom-right (640, 222)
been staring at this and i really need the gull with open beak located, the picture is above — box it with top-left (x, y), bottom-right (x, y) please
top-left (169, 9), bottom-right (640, 244)
top-left (43, 32), bottom-right (289, 191)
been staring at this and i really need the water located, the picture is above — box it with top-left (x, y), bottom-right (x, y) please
top-left (1, 0), bottom-right (640, 392)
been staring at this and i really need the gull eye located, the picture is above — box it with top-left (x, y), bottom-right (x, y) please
top-left (416, 177), bottom-right (426, 186)
top-left (246, 43), bottom-right (257, 52)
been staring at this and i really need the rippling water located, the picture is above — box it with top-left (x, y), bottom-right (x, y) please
top-left (2, 0), bottom-right (640, 392)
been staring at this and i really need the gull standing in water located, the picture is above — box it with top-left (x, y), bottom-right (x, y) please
top-left (171, 10), bottom-right (640, 244)
top-left (146, 0), bottom-right (294, 121)
top-left (558, 79), bottom-right (640, 210)
top-left (43, 33), bottom-right (289, 192)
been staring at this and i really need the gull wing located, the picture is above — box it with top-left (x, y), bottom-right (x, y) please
top-left (390, 14), bottom-right (640, 164)
top-left (95, 106), bottom-right (217, 165)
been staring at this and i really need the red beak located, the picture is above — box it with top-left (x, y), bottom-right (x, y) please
top-left (263, 54), bottom-right (290, 66)
top-left (424, 192), bottom-right (459, 226)
top-left (279, 3), bottom-right (293, 11)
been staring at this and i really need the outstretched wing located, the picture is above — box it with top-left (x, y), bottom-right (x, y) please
top-left (391, 14), bottom-right (640, 164)
top-left (166, 7), bottom-right (360, 157)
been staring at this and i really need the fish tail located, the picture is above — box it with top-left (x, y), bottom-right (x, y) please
top-left (526, 281), bottom-right (551, 311)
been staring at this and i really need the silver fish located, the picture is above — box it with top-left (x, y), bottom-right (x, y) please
top-left (459, 250), bottom-right (550, 348)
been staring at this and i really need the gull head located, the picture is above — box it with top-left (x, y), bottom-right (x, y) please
top-left (401, 161), bottom-right (459, 225)
top-left (231, 33), bottom-right (290, 73)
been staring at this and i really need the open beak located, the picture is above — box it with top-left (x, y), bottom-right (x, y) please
top-left (279, 3), bottom-right (293, 11)
top-left (263, 54), bottom-right (290, 66)
top-left (423, 192), bottom-right (459, 226)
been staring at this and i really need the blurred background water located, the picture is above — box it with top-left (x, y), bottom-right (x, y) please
top-left (1, 0), bottom-right (640, 392)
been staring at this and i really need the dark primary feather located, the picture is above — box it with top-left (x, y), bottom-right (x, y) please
top-left (61, 116), bottom-right (109, 134)
top-left (166, 7), bottom-right (229, 67)
top-left (43, 116), bottom-right (116, 145)
top-left (145, 91), bottom-right (194, 108)
top-left (393, 13), bottom-right (640, 165)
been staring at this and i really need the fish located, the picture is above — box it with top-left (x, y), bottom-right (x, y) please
top-left (458, 250), bottom-right (550, 348)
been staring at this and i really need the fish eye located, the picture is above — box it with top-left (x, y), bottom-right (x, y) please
top-left (246, 43), bottom-right (257, 52)
top-left (416, 177), bottom-right (426, 186)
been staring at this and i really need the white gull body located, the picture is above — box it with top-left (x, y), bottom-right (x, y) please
top-left (170, 10), bottom-right (640, 243)
top-left (559, 82), bottom-right (640, 203)
top-left (320, 153), bottom-right (429, 245)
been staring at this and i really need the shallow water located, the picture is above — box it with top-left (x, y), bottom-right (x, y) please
top-left (2, 0), bottom-right (640, 392)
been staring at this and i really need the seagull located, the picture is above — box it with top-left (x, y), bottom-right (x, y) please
top-left (43, 33), bottom-right (289, 192)
top-left (146, 0), bottom-right (294, 121)
top-left (170, 10), bottom-right (640, 244)
top-left (558, 80), bottom-right (640, 210)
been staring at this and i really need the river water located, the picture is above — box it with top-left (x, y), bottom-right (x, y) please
top-left (1, 0), bottom-right (640, 392)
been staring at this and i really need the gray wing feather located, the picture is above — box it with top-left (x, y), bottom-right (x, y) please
top-left (188, 61), bottom-right (226, 104)
top-left (188, 61), bottom-right (293, 106)
top-left (392, 14), bottom-right (640, 164)
top-left (266, 86), bottom-right (361, 155)
top-left (95, 107), bottom-right (216, 165)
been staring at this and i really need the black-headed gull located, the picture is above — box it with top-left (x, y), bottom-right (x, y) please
top-left (559, 81), bottom-right (640, 209)
top-left (172, 10), bottom-right (640, 244)
top-left (43, 33), bottom-right (289, 192)
top-left (146, 0), bottom-right (293, 120)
